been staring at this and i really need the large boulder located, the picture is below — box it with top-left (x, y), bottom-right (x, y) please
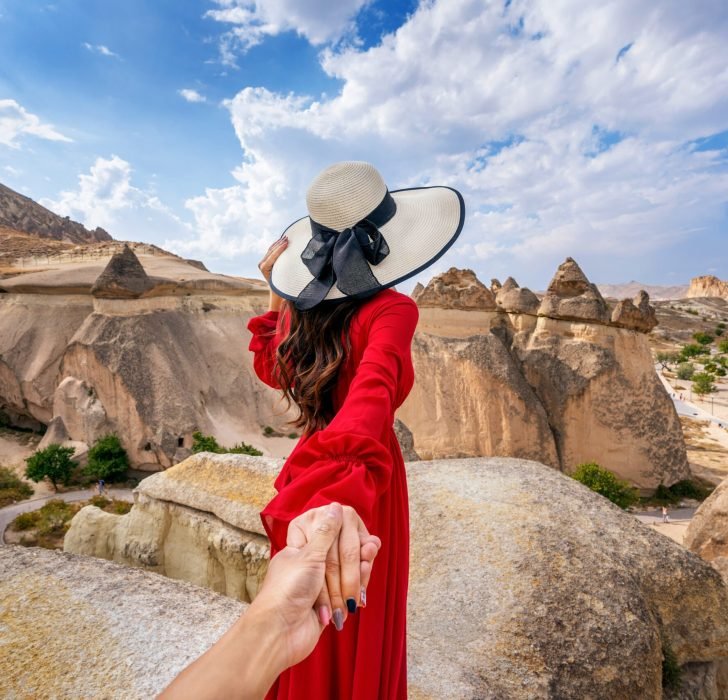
top-left (62, 453), bottom-right (728, 699)
top-left (685, 477), bottom-right (728, 582)
top-left (611, 291), bottom-right (658, 332)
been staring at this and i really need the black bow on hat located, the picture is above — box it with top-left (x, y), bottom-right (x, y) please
top-left (295, 191), bottom-right (396, 310)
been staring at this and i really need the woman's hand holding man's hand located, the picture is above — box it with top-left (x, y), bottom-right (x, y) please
top-left (287, 504), bottom-right (381, 633)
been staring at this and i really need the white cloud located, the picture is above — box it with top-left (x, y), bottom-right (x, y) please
top-left (184, 0), bottom-right (728, 281)
top-left (206, 0), bottom-right (371, 63)
top-left (178, 88), bottom-right (207, 103)
top-left (43, 156), bottom-right (192, 239)
top-left (0, 99), bottom-right (72, 148)
top-left (83, 42), bottom-right (120, 58)
top-left (3, 165), bottom-right (21, 176)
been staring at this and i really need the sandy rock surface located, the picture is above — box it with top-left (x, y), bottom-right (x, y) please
top-left (55, 455), bottom-right (728, 698)
top-left (0, 546), bottom-right (244, 699)
top-left (685, 476), bottom-right (728, 582)
top-left (687, 275), bottom-right (728, 299)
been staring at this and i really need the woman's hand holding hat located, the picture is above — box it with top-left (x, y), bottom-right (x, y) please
top-left (258, 235), bottom-right (288, 312)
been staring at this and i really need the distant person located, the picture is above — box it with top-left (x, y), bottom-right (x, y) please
top-left (662, 506), bottom-right (669, 523)
top-left (247, 161), bottom-right (465, 699)
top-left (98, 479), bottom-right (105, 495)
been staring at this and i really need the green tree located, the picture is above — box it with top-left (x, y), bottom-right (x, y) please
top-left (85, 434), bottom-right (129, 482)
top-left (676, 363), bottom-right (695, 381)
top-left (692, 331), bottom-right (714, 346)
top-left (655, 351), bottom-right (679, 370)
top-left (679, 343), bottom-right (710, 361)
top-left (571, 462), bottom-right (639, 510)
top-left (191, 431), bottom-right (263, 456)
top-left (24, 444), bottom-right (77, 492)
top-left (692, 372), bottom-right (716, 398)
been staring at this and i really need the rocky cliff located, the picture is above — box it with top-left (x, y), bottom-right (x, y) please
top-left (687, 275), bottom-right (728, 299)
top-left (0, 246), bottom-right (292, 468)
top-left (62, 453), bottom-right (728, 699)
top-left (0, 247), bottom-right (687, 485)
top-left (0, 182), bottom-right (111, 243)
top-left (402, 260), bottom-right (688, 489)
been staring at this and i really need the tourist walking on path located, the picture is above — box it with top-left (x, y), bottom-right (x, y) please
top-left (248, 161), bottom-right (464, 699)
top-left (662, 506), bottom-right (670, 523)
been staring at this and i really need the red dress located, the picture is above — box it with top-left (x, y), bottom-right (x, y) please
top-left (247, 288), bottom-right (418, 700)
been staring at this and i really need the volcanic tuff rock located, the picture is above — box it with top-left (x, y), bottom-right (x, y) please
top-left (611, 290), bottom-right (659, 332)
top-left (63, 454), bottom-right (728, 699)
top-left (688, 275), bottom-right (728, 299)
top-left (90, 244), bottom-right (155, 298)
top-left (538, 257), bottom-right (610, 323)
top-left (412, 267), bottom-right (496, 309)
top-left (0, 182), bottom-right (111, 243)
top-left (403, 262), bottom-right (688, 488)
top-left (685, 476), bottom-right (728, 583)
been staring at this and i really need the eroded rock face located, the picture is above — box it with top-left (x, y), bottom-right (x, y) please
top-left (688, 275), bottom-right (728, 299)
top-left (685, 477), bottom-right (728, 583)
top-left (399, 333), bottom-right (559, 467)
top-left (62, 454), bottom-right (728, 699)
top-left (65, 453), bottom-right (278, 600)
top-left (393, 418), bottom-right (419, 461)
top-left (406, 261), bottom-right (686, 488)
top-left (611, 291), bottom-right (659, 332)
top-left (412, 267), bottom-right (496, 309)
top-left (538, 257), bottom-right (609, 323)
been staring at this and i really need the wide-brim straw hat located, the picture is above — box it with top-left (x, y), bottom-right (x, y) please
top-left (270, 161), bottom-right (465, 310)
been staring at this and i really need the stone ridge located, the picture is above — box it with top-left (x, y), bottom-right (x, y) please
top-left (412, 267), bottom-right (496, 309)
top-left (0, 181), bottom-right (112, 244)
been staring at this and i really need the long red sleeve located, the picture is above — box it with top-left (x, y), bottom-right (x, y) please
top-left (259, 295), bottom-right (418, 546)
top-left (247, 310), bottom-right (281, 389)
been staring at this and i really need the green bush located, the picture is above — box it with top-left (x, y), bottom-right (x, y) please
top-left (571, 462), bottom-right (639, 509)
top-left (85, 434), bottom-right (129, 482)
top-left (692, 331), bottom-right (714, 345)
top-left (679, 343), bottom-right (709, 361)
top-left (25, 444), bottom-right (77, 491)
top-left (191, 431), bottom-right (263, 456)
top-left (719, 339), bottom-right (728, 354)
top-left (669, 480), bottom-right (711, 500)
top-left (32, 499), bottom-right (77, 536)
top-left (676, 362), bottom-right (695, 380)
top-left (692, 372), bottom-right (716, 397)
top-left (111, 500), bottom-right (132, 515)
top-left (12, 511), bottom-right (40, 531)
top-left (716, 367), bottom-right (726, 377)
top-left (89, 495), bottom-right (111, 509)
top-left (0, 466), bottom-right (34, 506)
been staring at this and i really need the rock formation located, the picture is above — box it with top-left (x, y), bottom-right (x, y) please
top-left (90, 244), bottom-right (155, 298)
top-left (412, 267), bottom-right (496, 309)
top-left (63, 453), bottom-right (728, 699)
top-left (0, 182), bottom-right (111, 243)
top-left (0, 247), bottom-right (290, 468)
top-left (611, 290), bottom-right (658, 332)
top-left (538, 257), bottom-right (610, 323)
top-left (688, 275), bottom-right (728, 299)
top-left (401, 260), bottom-right (689, 488)
top-left (685, 477), bottom-right (728, 583)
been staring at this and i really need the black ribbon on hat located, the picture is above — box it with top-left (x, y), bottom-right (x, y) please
top-left (296, 190), bottom-right (396, 310)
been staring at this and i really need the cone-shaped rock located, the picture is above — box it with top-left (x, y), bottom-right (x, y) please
top-left (539, 257), bottom-right (609, 322)
top-left (91, 245), bottom-right (154, 299)
top-left (496, 285), bottom-right (540, 314)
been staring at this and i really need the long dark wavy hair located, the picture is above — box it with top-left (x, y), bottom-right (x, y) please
top-left (274, 299), bottom-right (361, 434)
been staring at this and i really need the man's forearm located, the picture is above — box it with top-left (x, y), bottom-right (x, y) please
top-left (159, 607), bottom-right (286, 700)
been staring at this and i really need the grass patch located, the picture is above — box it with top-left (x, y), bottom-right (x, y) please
top-left (662, 641), bottom-right (682, 691)
top-left (0, 466), bottom-right (33, 507)
top-left (191, 431), bottom-right (263, 456)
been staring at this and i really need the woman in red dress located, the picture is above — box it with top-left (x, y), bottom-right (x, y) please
top-left (247, 161), bottom-right (464, 699)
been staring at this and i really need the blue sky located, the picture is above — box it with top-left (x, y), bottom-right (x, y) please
top-left (1, 0), bottom-right (727, 290)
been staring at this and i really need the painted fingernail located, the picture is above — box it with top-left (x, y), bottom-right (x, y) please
top-left (360, 587), bottom-right (367, 608)
top-left (346, 598), bottom-right (357, 614)
top-left (318, 605), bottom-right (331, 627)
top-left (333, 608), bottom-right (344, 631)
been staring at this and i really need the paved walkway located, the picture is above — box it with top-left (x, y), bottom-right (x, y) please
top-left (0, 488), bottom-right (134, 544)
